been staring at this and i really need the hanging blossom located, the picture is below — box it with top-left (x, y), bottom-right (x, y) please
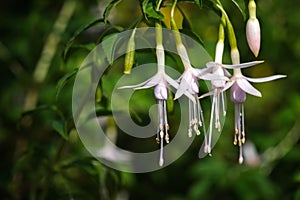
top-left (119, 44), bottom-right (182, 166)
top-left (221, 62), bottom-right (286, 164)
top-left (200, 19), bottom-right (228, 154)
top-left (169, 0), bottom-right (222, 139)
top-left (119, 24), bottom-right (195, 166)
top-left (203, 60), bottom-right (265, 153)
top-left (174, 44), bottom-right (221, 138)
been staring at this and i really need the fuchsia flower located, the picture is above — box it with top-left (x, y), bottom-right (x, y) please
top-left (221, 62), bottom-right (286, 164)
top-left (201, 62), bottom-right (230, 154)
top-left (174, 67), bottom-right (215, 138)
top-left (202, 61), bottom-right (263, 154)
top-left (174, 44), bottom-right (222, 138)
top-left (119, 44), bottom-right (196, 166)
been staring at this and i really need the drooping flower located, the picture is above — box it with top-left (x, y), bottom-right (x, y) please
top-left (174, 44), bottom-right (221, 138)
top-left (201, 61), bottom-right (263, 154)
top-left (119, 47), bottom-right (181, 166)
top-left (222, 64), bottom-right (286, 164)
top-left (202, 62), bottom-right (230, 154)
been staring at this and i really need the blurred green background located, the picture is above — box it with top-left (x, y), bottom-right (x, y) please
top-left (1, 0), bottom-right (300, 199)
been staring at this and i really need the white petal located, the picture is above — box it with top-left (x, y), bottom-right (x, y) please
top-left (118, 74), bottom-right (161, 90)
top-left (134, 74), bottom-right (162, 89)
top-left (174, 80), bottom-right (190, 99)
top-left (165, 74), bottom-right (179, 89)
top-left (222, 61), bottom-right (264, 69)
top-left (236, 78), bottom-right (262, 97)
top-left (154, 82), bottom-right (168, 100)
top-left (199, 90), bottom-right (214, 99)
top-left (200, 73), bottom-right (228, 81)
top-left (174, 71), bottom-right (193, 99)
top-left (166, 75), bottom-right (196, 103)
top-left (118, 79), bottom-right (152, 89)
top-left (245, 75), bottom-right (286, 83)
top-left (194, 67), bottom-right (212, 76)
top-left (222, 80), bottom-right (235, 92)
top-left (206, 61), bottom-right (222, 69)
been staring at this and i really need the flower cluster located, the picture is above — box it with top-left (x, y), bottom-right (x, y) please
top-left (120, 0), bottom-right (286, 165)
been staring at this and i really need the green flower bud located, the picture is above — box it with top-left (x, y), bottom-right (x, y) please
top-left (124, 28), bottom-right (136, 74)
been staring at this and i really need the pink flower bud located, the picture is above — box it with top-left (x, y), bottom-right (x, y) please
top-left (246, 18), bottom-right (261, 57)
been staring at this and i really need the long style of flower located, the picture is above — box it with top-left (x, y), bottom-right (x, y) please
top-left (222, 64), bottom-right (286, 164)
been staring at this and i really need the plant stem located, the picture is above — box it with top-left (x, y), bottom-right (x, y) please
top-left (24, 0), bottom-right (76, 110)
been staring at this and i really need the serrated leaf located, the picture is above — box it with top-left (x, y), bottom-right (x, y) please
top-left (142, 0), bottom-right (164, 20)
top-left (103, 0), bottom-right (123, 24)
top-left (52, 120), bottom-right (68, 140)
top-left (63, 18), bottom-right (104, 59)
top-left (56, 68), bottom-right (78, 100)
top-left (231, 0), bottom-right (246, 20)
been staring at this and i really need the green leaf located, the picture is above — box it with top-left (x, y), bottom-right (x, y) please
top-left (63, 18), bottom-right (105, 59)
top-left (103, 0), bottom-right (123, 24)
top-left (231, 0), bottom-right (246, 20)
top-left (52, 120), bottom-right (68, 140)
top-left (194, 0), bottom-right (202, 7)
top-left (101, 33), bottom-right (120, 65)
top-left (62, 158), bottom-right (101, 176)
top-left (21, 105), bottom-right (54, 117)
top-left (56, 68), bottom-right (78, 100)
top-left (69, 43), bottom-right (97, 52)
top-left (142, 0), bottom-right (164, 20)
top-left (167, 90), bottom-right (174, 113)
top-left (180, 28), bottom-right (204, 46)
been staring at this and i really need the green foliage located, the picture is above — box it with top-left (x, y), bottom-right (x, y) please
top-left (141, 0), bottom-right (165, 20)
top-left (63, 18), bottom-right (105, 59)
top-left (103, 0), bottom-right (124, 24)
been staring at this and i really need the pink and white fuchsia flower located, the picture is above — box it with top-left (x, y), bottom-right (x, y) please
top-left (174, 44), bottom-right (224, 139)
top-left (119, 44), bottom-right (195, 166)
top-left (221, 62), bottom-right (286, 164)
top-left (202, 61), bottom-right (263, 154)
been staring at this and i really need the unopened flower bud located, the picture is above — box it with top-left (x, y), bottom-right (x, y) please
top-left (246, 0), bottom-right (261, 57)
top-left (246, 18), bottom-right (261, 57)
top-left (124, 28), bottom-right (136, 74)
